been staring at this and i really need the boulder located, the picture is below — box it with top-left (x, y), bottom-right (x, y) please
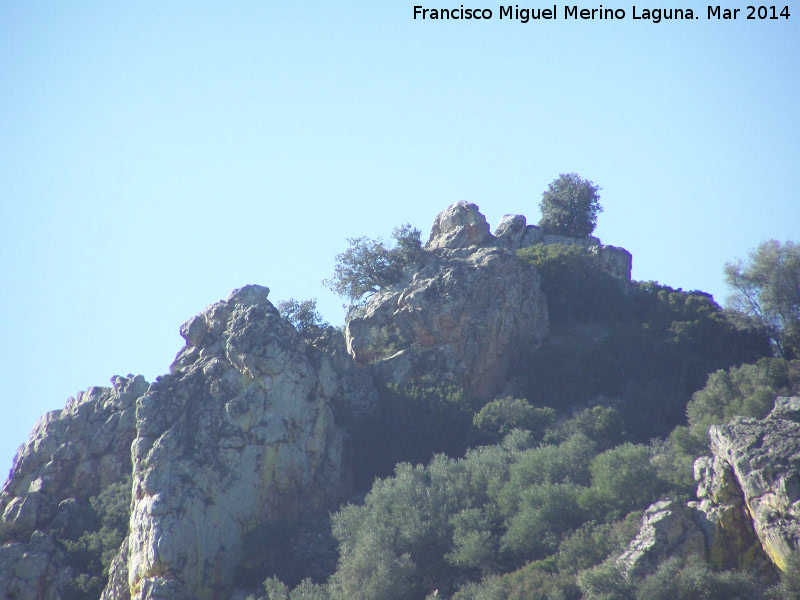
top-left (124, 285), bottom-right (377, 600)
top-left (494, 212), bottom-right (631, 281)
top-left (346, 245), bottom-right (549, 401)
top-left (425, 201), bottom-right (491, 250)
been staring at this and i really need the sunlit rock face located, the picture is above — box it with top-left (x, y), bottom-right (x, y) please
top-left (347, 203), bottom-right (549, 402)
top-left (694, 396), bottom-right (800, 574)
top-left (0, 374), bottom-right (148, 600)
top-left (124, 286), bottom-right (377, 600)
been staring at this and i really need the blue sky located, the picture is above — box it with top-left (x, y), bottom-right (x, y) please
top-left (1, 2), bottom-right (798, 476)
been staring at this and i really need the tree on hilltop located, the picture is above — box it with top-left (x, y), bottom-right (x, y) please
top-left (538, 173), bottom-right (603, 237)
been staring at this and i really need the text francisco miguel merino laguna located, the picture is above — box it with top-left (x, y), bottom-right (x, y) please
top-left (413, 5), bottom-right (789, 21)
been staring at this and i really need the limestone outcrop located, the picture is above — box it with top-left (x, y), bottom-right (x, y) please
top-left (0, 285), bottom-right (378, 600)
top-left (617, 397), bottom-right (800, 582)
top-left (124, 285), bottom-right (377, 600)
top-left (347, 204), bottom-right (549, 401)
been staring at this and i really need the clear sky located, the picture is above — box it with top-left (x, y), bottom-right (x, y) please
top-left (1, 2), bottom-right (798, 477)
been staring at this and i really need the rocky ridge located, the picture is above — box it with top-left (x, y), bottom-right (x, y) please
top-left (0, 201), bottom-right (638, 599)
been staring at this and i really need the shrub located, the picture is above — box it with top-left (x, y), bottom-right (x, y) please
top-left (682, 358), bottom-right (800, 453)
top-left (538, 173), bottom-right (603, 237)
top-left (324, 224), bottom-right (423, 303)
top-left (277, 298), bottom-right (329, 333)
top-left (472, 398), bottom-right (555, 442)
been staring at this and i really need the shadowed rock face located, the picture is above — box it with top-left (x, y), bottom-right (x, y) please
top-left (124, 285), bottom-right (377, 600)
top-left (347, 204), bottom-right (549, 402)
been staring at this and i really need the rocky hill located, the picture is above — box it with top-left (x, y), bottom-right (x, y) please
top-left (1, 203), bottom-right (797, 600)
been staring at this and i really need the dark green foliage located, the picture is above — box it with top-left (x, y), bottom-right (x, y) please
top-left (57, 478), bottom-right (131, 600)
top-left (769, 551), bottom-right (800, 600)
top-left (679, 358), bottom-right (800, 454)
top-left (576, 558), bottom-right (636, 600)
top-left (545, 406), bottom-right (627, 452)
top-left (472, 397), bottom-right (555, 443)
top-left (324, 224), bottom-right (423, 303)
top-left (278, 298), bottom-right (329, 333)
top-left (556, 513), bottom-right (642, 574)
top-left (635, 557), bottom-right (768, 600)
top-left (351, 379), bottom-right (475, 481)
top-left (538, 173), bottom-right (603, 237)
top-left (585, 443), bottom-right (665, 519)
top-left (452, 566), bottom-right (581, 600)
top-left (579, 556), bottom-right (771, 600)
top-left (238, 514), bottom-right (339, 590)
top-left (516, 247), bottom-right (771, 439)
top-left (518, 244), bottom-right (625, 323)
top-left (725, 239), bottom-right (800, 358)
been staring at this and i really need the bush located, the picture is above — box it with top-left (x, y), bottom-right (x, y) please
top-left (324, 224), bottom-right (423, 303)
top-left (472, 398), bottom-right (555, 443)
top-left (518, 244), bottom-right (624, 324)
top-left (682, 358), bottom-right (800, 453)
top-left (538, 173), bottom-right (603, 237)
top-left (585, 443), bottom-right (664, 519)
top-left (277, 298), bottom-right (329, 333)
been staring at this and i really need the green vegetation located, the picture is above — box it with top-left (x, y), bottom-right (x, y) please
top-left (538, 173), bottom-right (603, 237)
top-left (245, 226), bottom-right (799, 600)
top-left (518, 245), bottom-right (771, 440)
top-left (350, 378), bottom-right (476, 481)
top-left (278, 298), bottom-right (329, 333)
top-left (59, 478), bottom-right (132, 600)
top-left (672, 358), bottom-right (800, 455)
top-left (324, 224), bottom-right (423, 303)
top-left (724, 239), bottom-right (800, 359)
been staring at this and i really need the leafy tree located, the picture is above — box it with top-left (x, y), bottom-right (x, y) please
top-left (538, 173), bottom-right (603, 237)
top-left (277, 298), bottom-right (329, 333)
top-left (324, 224), bottom-right (423, 303)
top-left (679, 358), bottom-right (800, 454)
top-left (472, 398), bottom-right (555, 442)
top-left (724, 240), bottom-right (800, 358)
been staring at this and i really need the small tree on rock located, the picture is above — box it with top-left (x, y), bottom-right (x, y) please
top-left (538, 173), bottom-right (603, 237)
top-left (324, 224), bottom-right (423, 304)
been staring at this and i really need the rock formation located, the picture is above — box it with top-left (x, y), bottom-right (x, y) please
top-left (124, 285), bottom-right (376, 600)
top-left (616, 500), bottom-right (708, 579)
top-left (617, 397), bottom-right (800, 582)
top-left (694, 396), bottom-right (800, 573)
top-left (493, 210), bottom-right (632, 280)
top-left (347, 202), bottom-right (549, 401)
top-left (0, 202), bottom-right (639, 599)
top-left (0, 286), bottom-right (378, 600)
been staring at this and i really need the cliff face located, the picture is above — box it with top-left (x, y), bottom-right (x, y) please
top-left (0, 375), bottom-right (148, 600)
top-left (0, 286), bottom-right (378, 600)
top-left (124, 285), bottom-right (377, 600)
